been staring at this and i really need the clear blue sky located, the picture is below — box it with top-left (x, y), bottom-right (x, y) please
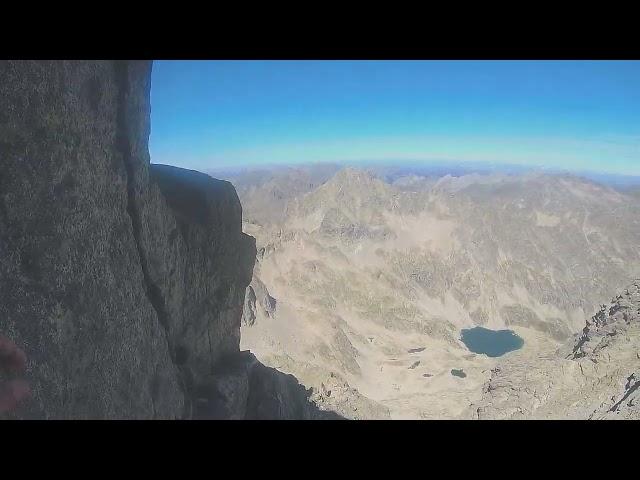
top-left (150, 60), bottom-right (640, 176)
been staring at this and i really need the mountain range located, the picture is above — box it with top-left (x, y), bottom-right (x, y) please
top-left (227, 165), bottom-right (640, 419)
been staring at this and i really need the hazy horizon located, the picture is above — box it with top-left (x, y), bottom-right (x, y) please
top-left (150, 60), bottom-right (640, 176)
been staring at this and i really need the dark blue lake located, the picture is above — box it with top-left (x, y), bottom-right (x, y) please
top-left (460, 327), bottom-right (524, 357)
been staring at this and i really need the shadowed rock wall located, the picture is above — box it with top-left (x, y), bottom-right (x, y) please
top-left (0, 60), bottom-right (332, 419)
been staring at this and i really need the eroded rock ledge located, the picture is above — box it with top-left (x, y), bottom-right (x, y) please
top-left (0, 60), bottom-right (340, 419)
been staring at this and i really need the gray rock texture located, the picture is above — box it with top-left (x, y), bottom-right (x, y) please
top-left (1, 60), bottom-right (183, 418)
top-left (0, 60), bottom-right (334, 420)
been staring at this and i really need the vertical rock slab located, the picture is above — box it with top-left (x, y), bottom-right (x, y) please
top-left (0, 59), bottom-right (335, 420)
top-left (143, 164), bottom-right (256, 397)
top-left (0, 60), bottom-right (184, 418)
top-left (0, 60), bottom-right (257, 419)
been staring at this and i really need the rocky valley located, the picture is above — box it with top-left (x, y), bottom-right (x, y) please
top-left (228, 164), bottom-right (640, 419)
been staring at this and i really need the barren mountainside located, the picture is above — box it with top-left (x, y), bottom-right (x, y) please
top-left (235, 165), bottom-right (640, 419)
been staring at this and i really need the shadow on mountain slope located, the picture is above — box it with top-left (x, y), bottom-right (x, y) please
top-left (193, 351), bottom-right (344, 420)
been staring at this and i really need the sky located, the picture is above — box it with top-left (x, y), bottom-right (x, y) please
top-left (150, 60), bottom-right (640, 176)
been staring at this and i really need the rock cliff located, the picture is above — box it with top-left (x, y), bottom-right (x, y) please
top-left (0, 60), bottom-right (338, 419)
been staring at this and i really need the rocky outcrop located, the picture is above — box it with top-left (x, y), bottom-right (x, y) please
top-left (143, 164), bottom-right (255, 405)
top-left (469, 280), bottom-right (640, 419)
top-left (0, 60), bottom-right (338, 419)
top-left (193, 351), bottom-right (343, 420)
top-left (1, 60), bottom-right (179, 418)
top-left (307, 371), bottom-right (391, 419)
top-left (568, 282), bottom-right (640, 360)
top-left (242, 273), bottom-right (276, 327)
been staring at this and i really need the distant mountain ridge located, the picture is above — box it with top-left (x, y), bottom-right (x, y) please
top-left (211, 160), bottom-right (640, 192)
top-left (228, 165), bottom-right (640, 419)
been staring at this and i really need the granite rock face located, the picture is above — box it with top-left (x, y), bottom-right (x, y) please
top-left (143, 163), bottom-right (255, 411)
top-left (0, 60), bottom-right (329, 419)
top-left (1, 60), bottom-right (182, 418)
